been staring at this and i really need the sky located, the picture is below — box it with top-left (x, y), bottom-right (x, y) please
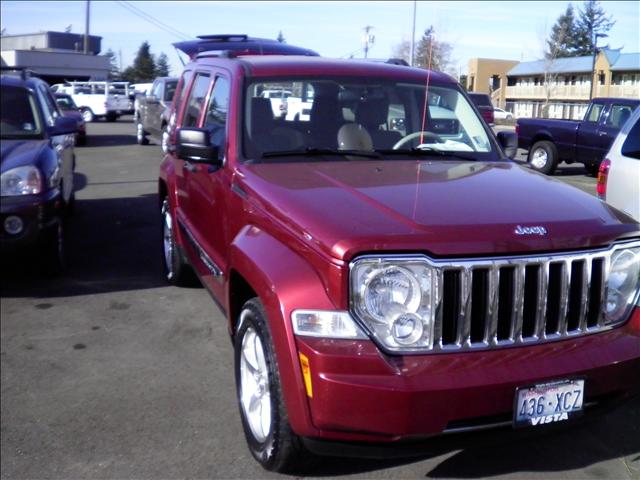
top-left (1, 0), bottom-right (639, 77)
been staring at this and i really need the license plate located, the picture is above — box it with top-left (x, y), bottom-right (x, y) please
top-left (514, 379), bottom-right (584, 427)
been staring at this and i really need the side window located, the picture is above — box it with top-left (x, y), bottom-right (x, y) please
top-left (203, 76), bottom-right (230, 147)
top-left (605, 104), bottom-right (633, 129)
top-left (151, 81), bottom-right (162, 99)
top-left (620, 117), bottom-right (640, 160)
top-left (585, 103), bottom-right (604, 123)
top-left (182, 73), bottom-right (210, 127)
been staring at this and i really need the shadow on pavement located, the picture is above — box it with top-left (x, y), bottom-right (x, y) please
top-left (0, 192), bottom-right (195, 298)
top-left (293, 396), bottom-right (639, 477)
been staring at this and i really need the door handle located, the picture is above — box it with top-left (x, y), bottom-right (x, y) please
top-left (184, 161), bottom-right (198, 173)
top-left (598, 131), bottom-right (607, 136)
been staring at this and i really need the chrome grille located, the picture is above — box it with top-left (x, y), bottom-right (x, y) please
top-left (430, 247), bottom-right (626, 352)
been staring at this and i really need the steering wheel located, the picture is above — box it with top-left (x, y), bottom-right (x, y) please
top-left (393, 131), bottom-right (443, 150)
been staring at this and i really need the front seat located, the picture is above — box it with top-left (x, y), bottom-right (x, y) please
top-left (355, 97), bottom-right (402, 149)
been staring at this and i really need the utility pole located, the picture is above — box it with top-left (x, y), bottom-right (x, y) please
top-left (83, 0), bottom-right (90, 54)
top-left (362, 25), bottom-right (375, 59)
top-left (410, 0), bottom-right (417, 66)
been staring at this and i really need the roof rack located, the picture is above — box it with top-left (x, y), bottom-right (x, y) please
top-left (174, 34), bottom-right (319, 59)
top-left (0, 66), bottom-right (37, 80)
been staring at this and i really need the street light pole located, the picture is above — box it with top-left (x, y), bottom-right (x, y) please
top-left (590, 33), bottom-right (608, 100)
top-left (83, 0), bottom-right (90, 54)
top-left (409, 0), bottom-right (417, 66)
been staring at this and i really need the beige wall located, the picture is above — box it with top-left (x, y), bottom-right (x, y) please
top-left (467, 58), bottom-right (519, 108)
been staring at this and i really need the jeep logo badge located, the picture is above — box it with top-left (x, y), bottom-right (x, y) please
top-left (515, 225), bottom-right (547, 236)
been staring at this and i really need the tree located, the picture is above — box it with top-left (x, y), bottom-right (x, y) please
top-left (103, 48), bottom-right (121, 80)
top-left (277, 31), bottom-right (286, 43)
top-left (123, 41), bottom-right (156, 83)
top-left (392, 27), bottom-right (455, 75)
top-left (155, 52), bottom-right (170, 77)
top-left (545, 4), bottom-right (578, 59)
top-left (573, 0), bottom-right (615, 56)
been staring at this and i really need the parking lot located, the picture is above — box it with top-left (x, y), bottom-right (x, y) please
top-left (1, 118), bottom-right (638, 479)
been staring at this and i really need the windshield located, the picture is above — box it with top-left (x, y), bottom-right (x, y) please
top-left (1, 85), bottom-right (43, 138)
top-left (243, 77), bottom-right (494, 162)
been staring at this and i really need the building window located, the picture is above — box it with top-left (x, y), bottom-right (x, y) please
top-left (599, 73), bottom-right (606, 85)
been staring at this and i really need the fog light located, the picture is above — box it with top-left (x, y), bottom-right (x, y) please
top-left (4, 216), bottom-right (24, 235)
top-left (391, 313), bottom-right (424, 345)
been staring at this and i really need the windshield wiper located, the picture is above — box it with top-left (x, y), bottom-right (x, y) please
top-left (377, 148), bottom-right (477, 161)
top-left (261, 147), bottom-right (381, 159)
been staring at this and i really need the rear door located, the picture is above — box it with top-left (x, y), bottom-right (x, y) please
top-left (575, 101), bottom-right (605, 164)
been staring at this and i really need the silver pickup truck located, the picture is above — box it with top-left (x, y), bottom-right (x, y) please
top-left (135, 77), bottom-right (178, 152)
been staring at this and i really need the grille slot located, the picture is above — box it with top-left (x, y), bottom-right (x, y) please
top-left (429, 245), bottom-right (634, 352)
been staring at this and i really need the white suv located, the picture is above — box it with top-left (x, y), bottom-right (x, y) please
top-left (597, 106), bottom-right (640, 222)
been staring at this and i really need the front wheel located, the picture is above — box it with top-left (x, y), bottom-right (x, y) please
top-left (137, 122), bottom-right (149, 145)
top-left (161, 198), bottom-right (194, 286)
top-left (161, 125), bottom-right (169, 153)
top-left (81, 108), bottom-right (94, 123)
top-left (40, 220), bottom-right (65, 276)
top-left (528, 140), bottom-right (558, 175)
top-left (235, 298), bottom-right (312, 473)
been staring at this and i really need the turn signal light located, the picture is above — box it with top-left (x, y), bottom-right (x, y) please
top-left (596, 159), bottom-right (611, 199)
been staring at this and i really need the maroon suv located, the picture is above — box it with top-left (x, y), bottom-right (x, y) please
top-left (158, 36), bottom-right (640, 473)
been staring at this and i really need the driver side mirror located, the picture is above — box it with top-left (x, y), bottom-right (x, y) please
top-left (497, 131), bottom-right (518, 159)
top-left (176, 128), bottom-right (223, 167)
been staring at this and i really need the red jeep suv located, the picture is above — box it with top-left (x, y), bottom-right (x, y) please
top-left (158, 35), bottom-right (640, 472)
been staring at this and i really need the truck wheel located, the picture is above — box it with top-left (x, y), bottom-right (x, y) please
top-left (81, 108), bottom-right (94, 123)
top-left (136, 122), bottom-right (149, 145)
top-left (528, 140), bottom-right (558, 175)
top-left (40, 220), bottom-right (65, 276)
top-left (161, 125), bottom-right (169, 153)
top-left (235, 298), bottom-right (313, 473)
top-left (161, 197), bottom-right (194, 286)
top-left (106, 112), bottom-right (118, 122)
top-left (585, 162), bottom-right (600, 177)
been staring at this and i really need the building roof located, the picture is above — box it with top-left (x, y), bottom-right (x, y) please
top-left (507, 49), bottom-right (640, 76)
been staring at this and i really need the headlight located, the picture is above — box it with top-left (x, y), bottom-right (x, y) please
top-left (605, 247), bottom-right (640, 324)
top-left (351, 258), bottom-right (435, 352)
top-left (0, 166), bottom-right (43, 196)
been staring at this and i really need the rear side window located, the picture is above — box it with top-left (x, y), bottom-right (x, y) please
top-left (605, 104), bottom-right (633, 129)
top-left (621, 118), bottom-right (640, 159)
top-left (182, 73), bottom-right (211, 127)
top-left (586, 103), bottom-right (604, 123)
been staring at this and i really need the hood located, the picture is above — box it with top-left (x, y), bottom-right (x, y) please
top-left (1, 140), bottom-right (49, 173)
top-left (239, 160), bottom-right (639, 261)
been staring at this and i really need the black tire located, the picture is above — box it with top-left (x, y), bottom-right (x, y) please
top-left (528, 140), bottom-right (558, 175)
top-left (234, 298), bottom-right (313, 473)
top-left (106, 112), bottom-right (118, 122)
top-left (161, 124), bottom-right (169, 153)
top-left (40, 220), bottom-right (65, 276)
top-left (76, 134), bottom-right (86, 146)
top-left (136, 121), bottom-right (149, 145)
top-left (62, 191), bottom-right (75, 218)
top-left (161, 197), bottom-right (195, 286)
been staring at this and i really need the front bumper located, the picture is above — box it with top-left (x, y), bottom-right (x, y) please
top-left (0, 189), bottom-right (62, 251)
top-left (294, 307), bottom-right (640, 443)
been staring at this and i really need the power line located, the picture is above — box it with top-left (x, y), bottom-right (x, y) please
top-left (115, 1), bottom-right (192, 40)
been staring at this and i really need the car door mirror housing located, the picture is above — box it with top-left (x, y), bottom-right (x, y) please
top-left (48, 116), bottom-right (78, 136)
top-left (177, 127), bottom-right (223, 166)
top-left (497, 130), bottom-right (518, 159)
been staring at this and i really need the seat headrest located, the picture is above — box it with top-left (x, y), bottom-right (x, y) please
top-left (355, 97), bottom-right (389, 128)
top-left (249, 97), bottom-right (274, 135)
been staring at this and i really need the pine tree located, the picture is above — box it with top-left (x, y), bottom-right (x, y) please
top-left (546, 4), bottom-right (578, 59)
top-left (103, 48), bottom-right (121, 80)
top-left (573, 0), bottom-right (615, 56)
top-left (131, 41), bottom-right (157, 82)
top-left (155, 53), bottom-right (170, 77)
top-left (277, 31), bottom-right (286, 43)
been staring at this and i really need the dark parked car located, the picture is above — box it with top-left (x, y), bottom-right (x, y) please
top-left (54, 92), bottom-right (87, 145)
top-left (160, 35), bottom-right (639, 473)
top-left (467, 92), bottom-right (495, 125)
top-left (516, 97), bottom-right (640, 175)
top-left (1, 69), bottom-right (77, 273)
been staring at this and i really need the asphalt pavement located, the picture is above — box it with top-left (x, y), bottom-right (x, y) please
top-left (1, 118), bottom-right (638, 479)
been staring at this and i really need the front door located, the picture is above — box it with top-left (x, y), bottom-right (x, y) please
top-left (575, 101), bottom-right (605, 165)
